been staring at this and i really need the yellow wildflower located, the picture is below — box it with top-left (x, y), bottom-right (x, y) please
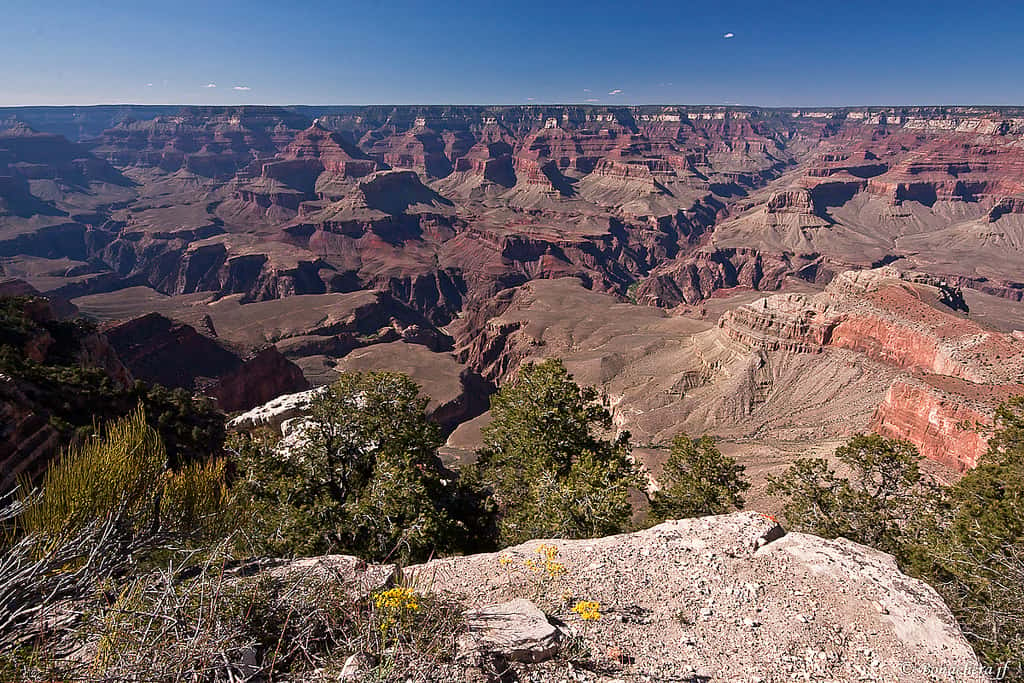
top-left (373, 587), bottom-right (421, 615)
top-left (545, 560), bottom-right (566, 577)
top-left (374, 586), bottom-right (421, 634)
top-left (572, 600), bottom-right (602, 621)
top-left (536, 544), bottom-right (559, 562)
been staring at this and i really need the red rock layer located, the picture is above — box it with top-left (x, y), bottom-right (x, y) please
top-left (103, 313), bottom-right (308, 406)
top-left (870, 380), bottom-right (1010, 471)
top-left (206, 347), bottom-right (310, 413)
top-left (720, 269), bottom-right (1024, 470)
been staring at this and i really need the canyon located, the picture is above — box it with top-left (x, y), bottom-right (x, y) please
top-left (3, 104), bottom-right (1024, 488)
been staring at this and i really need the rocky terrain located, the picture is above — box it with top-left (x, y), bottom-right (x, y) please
top-left (3, 104), bottom-right (1024, 482)
top-left (268, 512), bottom-right (986, 682)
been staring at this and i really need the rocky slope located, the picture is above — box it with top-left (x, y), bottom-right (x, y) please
top-left (0, 281), bottom-right (131, 490)
top-left (446, 267), bottom-right (1020, 474)
top-left (102, 312), bottom-right (309, 412)
top-left (717, 267), bottom-right (1024, 470)
top-left (272, 512), bottom-right (985, 682)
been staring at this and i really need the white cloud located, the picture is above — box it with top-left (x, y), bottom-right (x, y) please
top-left (583, 88), bottom-right (591, 92)
top-left (145, 83), bottom-right (153, 87)
top-left (585, 98), bottom-right (599, 102)
top-left (608, 89), bottom-right (622, 95)
top-left (233, 85), bottom-right (251, 91)
top-left (723, 32), bottom-right (735, 39)
top-left (204, 83), bottom-right (217, 88)
top-left (526, 97), bottom-right (535, 101)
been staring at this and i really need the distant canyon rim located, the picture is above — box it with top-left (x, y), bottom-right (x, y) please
top-left (3, 103), bottom-right (1024, 503)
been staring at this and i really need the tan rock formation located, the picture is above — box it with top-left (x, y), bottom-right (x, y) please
top-left (400, 512), bottom-right (984, 682)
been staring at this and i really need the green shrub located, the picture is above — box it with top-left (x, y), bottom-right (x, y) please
top-left (649, 433), bottom-right (750, 522)
top-left (18, 405), bottom-right (166, 540)
top-left (161, 458), bottom-right (229, 538)
top-left (17, 405), bottom-right (228, 543)
top-left (230, 372), bottom-right (493, 563)
top-left (471, 358), bottom-right (639, 546)
top-left (0, 408), bottom-right (227, 660)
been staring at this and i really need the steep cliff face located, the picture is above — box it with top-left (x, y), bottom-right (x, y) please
top-left (636, 248), bottom-right (805, 308)
top-left (103, 312), bottom-right (242, 389)
top-left (0, 372), bottom-right (61, 492)
top-left (103, 312), bottom-right (309, 411)
top-left (761, 187), bottom-right (831, 230)
top-left (721, 268), bottom-right (1024, 383)
top-left (870, 380), bottom-right (1007, 471)
top-left (205, 347), bottom-right (310, 413)
top-left (90, 107), bottom-right (307, 177)
top-left (718, 293), bottom-right (836, 353)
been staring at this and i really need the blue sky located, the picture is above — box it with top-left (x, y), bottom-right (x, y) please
top-left (2, 0), bottom-right (1022, 106)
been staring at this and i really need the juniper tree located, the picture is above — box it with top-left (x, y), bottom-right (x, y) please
top-left (471, 358), bottom-right (639, 546)
top-left (649, 434), bottom-right (750, 521)
top-left (232, 371), bottom-right (493, 562)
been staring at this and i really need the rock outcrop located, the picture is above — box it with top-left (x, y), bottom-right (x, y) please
top-left (460, 599), bottom-right (563, 664)
top-left (228, 385), bottom-right (328, 433)
top-left (104, 312), bottom-right (309, 411)
top-left (870, 379), bottom-right (1000, 471)
top-left (206, 346), bottom-right (310, 413)
top-left (633, 248), bottom-right (800, 308)
top-left (259, 512), bottom-right (985, 682)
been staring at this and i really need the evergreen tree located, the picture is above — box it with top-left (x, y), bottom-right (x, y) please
top-left (233, 372), bottom-right (492, 562)
top-left (927, 398), bottom-right (1024, 675)
top-left (649, 434), bottom-right (749, 521)
top-left (472, 358), bottom-right (638, 546)
top-left (767, 434), bottom-right (931, 557)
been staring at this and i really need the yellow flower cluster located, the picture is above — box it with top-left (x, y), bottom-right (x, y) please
top-left (373, 586), bottom-right (420, 614)
top-left (536, 544), bottom-right (566, 577)
top-left (572, 600), bottom-right (602, 621)
top-left (496, 545), bottom-right (566, 578)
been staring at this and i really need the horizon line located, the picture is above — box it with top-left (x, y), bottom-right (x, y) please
top-left (3, 102), bottom-right (1024, 110)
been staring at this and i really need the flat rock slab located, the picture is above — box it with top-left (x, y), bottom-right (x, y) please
top-left (228, 386), bottom-right (327, 433)
top-left (412, 511), bottom-right (984, 682)
top-left (460, 598), bottom-right (562, 663)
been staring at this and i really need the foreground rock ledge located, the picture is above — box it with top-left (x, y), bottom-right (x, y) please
top-left (404, 512), bottom-right (985, 682)
top-left (267, 512), bottom-right (983, 681)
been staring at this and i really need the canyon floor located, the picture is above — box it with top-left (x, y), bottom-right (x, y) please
top-left (3, 104), bottom-right (1024, 493)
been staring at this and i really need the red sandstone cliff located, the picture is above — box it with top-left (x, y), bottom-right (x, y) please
top-left (104, 313), bottom-right (309, 411)
top-left (869, 380), bottom-right (1014, 472)
top-left (718, 268), bottom-right (1024, 470)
